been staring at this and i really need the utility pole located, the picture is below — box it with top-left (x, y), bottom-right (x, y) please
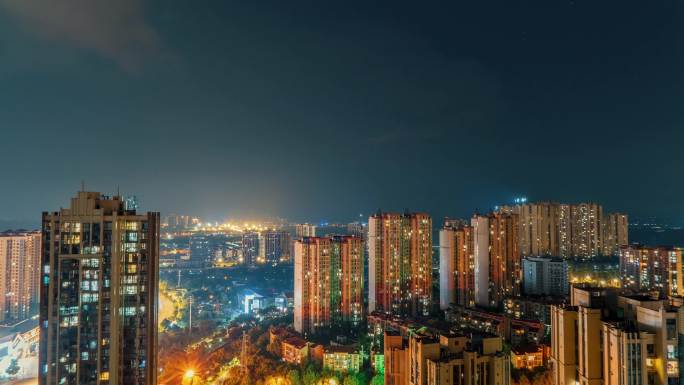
top-left (188, 295), bottom-right (193, 332)
top-left (240, 331), bottom-right (248, 368)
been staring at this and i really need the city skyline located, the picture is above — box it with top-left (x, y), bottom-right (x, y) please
top-left (0, 194), bottom-right (664, 231)
top-left (2, 1), bottom-right (684, 224)
top-left (2, 2), bottom-right (684, 385)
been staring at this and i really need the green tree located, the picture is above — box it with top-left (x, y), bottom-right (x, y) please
top-left (288, 369), bottom-right (303, 385)
top-left (371, 374), bottom-right (384, 385)
top-left (343, 375), bottom-right (360, 385)
top-left (303, 364), bottom-right (319, 385)
top-left (5, 358), bottom-right (20, 376)
top-left (354, 371), bottom-right (368, 385)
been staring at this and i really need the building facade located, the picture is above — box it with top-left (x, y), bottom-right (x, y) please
top-left (263, 231), bottom-right (291, 264)
top-left (439, 224), bottom-right (474, 309)
top-left (241, 231), bottom-right (260, 266)
top-left (471, 213), bottom-right (521, 308)
top-left (322, 346), bottom-right (362, 373)
top-left (570, 203), bottom-right (603, 258)
top-left (602, 213), bottom-right (629, 256)
top-left (295, 224), bottom-right (317, 238)
top-left (294, 236), bottom-right (364, 335)
top-left (499, 202), bottom-right (627, 258)
top-left (368, 212), bottom-right (432, 317)
top-left (0, 231), bottom-right (41, 324)
top-left (522, 256), bottom-right (568, 296)
top-left (551, 286), bottom-right (684, 385)
top-left (39, 191), bottom-right (159, 385)
top-left (619, 245), bottom-right (683, 297)
top-left (384, 331), bottom-right (510, 385)
top-left (500, 202), bottom-right (559, 257)
top-left (188, 233), bottom-right (211, 268)
top-left (550, 287), bottom-right (608, 385)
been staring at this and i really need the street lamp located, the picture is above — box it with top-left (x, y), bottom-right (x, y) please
top-left (183, 369), bottom-right (200, 385)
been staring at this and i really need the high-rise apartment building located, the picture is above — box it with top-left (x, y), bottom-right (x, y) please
top-left (551, 286), bottom-right (615, 385)
top-left (40, 191), bottom-right (159, 385)
top-left (602, 213), bottom-right (629, 256)
top-left (571, 203), bottom-right (603, 258)
top-left (602, 298), bottom-right (682, 385)
top-left (189, 233), bottom-right (211, 268)
top-left (295, 223), bottom-right (317, 238)
top-left (384, 331), bottom-right (510, 385)
top-left (294, 236), bottom-right (364, 335)
top-left (263, 231), bottom-right (291, 264)
top-left (163, 214), bottom-right (196, 230)
top-left (346, 222), bottom-right (366, 238)
top-left (558, 204), bottom-right (572, 258)
top-left (552, 286), bottom-right (684, 385)
top-left (439, 224), bottom-right (474, 309)
top-left (241, 231), bottom-right (260, 266)
top-left (500, 202), bottom-right (558, 257)
top-left (500, 202), bottom-right (627, 258)
top-left (619, 245), bottom-right (683, 297)
top-left (0, 230), bottom-right (41, 324)
top-left (522, 256), bottom-right (568, 296)
top-left (368, 212), bottom-right (432, 317)
top-left (471, 212), bottom-right (521, 308)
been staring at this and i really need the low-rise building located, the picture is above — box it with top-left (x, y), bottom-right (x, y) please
top-left (384, 330), bottom-right (510, 385)
top-left (281, 336), bottom-right (309, 365)
top-left (238, 289), bottom-right (269, 314)
top-left (446, 306), bottom-right (545, 345)
top-left (322, 345), bottom-right (362, 373)
top-left (504, 296), bottom-right (566, 340)
top-left (511, 344), bottom-right (547, 370)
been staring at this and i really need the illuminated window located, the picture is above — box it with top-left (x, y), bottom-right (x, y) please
top-left (667, 361), bottom-right (679, 376)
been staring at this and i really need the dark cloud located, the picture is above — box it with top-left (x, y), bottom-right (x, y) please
top-left (0, 1), bottom-right (683, 225)
top-left (0, 0), bottom-right (160, 71)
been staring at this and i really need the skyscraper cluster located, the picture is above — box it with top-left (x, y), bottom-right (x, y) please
top-left (292, 211), bottom-right (435, 331)
top-left (499, 202), bottom-right (628, 258)
top-left (241, 230), bottom-right (291, 266)
top-left (0, 230), bottom-right (41, 324)
top-left (163, 214), bottom-right (198, 230)
top-left (294, 236), bottom-right (364, 335)
top-left (40, 191), bottom-right (159, 385)
top-left (440, 201), bottom-right (626, 312)
top-left (368, 212), bottom-right (432, 317)
top-left (440, 212), bottom-right (521, 309)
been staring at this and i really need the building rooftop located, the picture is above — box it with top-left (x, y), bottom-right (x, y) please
top-left (0, 318), bottom-right (39, 339)
top-left (512, 344), bottom-right (544, 355)
top-left (283, 336), bottom-right (308, 349)
top-left (324, 345), bottom-right (358, 354)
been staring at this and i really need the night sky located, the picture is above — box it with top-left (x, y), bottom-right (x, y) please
top-left (1, 1), bottom-right (683, 226)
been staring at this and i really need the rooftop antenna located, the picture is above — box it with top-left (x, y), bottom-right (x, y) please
top-left (81, 180), bottom-right (85, 192)
top-left (116, 185), bottom-right (120, 198)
